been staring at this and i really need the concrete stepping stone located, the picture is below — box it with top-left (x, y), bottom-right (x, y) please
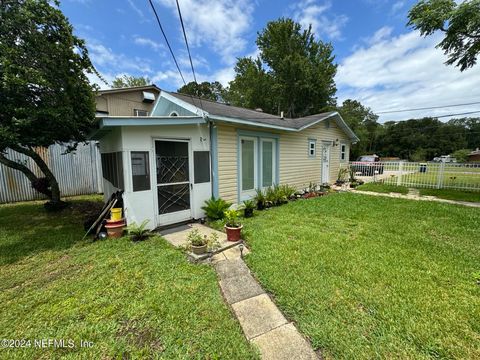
top-left (231, 294), bottom-right (288, 340)
top-left (252, 323), bottom-right (318, 360)
top-left (218, 270), bottom-right (264, 305)
top-left (215, 258), bottom-right (251, 280)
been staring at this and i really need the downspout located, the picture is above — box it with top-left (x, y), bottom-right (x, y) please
top-left (207, 116), bottom-right (219, 199)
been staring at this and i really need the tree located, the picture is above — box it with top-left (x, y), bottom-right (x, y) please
top-left (112, 75), bottom-right (150, 88)
top-left (452, 148), bottom-right (471, 162)
top-left (336, 100), bottom-right (379, 159)
top-left (228, 18), bottom-right (337, 117)
top-left (0, 0), bottom-right (97, 209)
top-left (177, 81), bottom-right (227, 102)
top-left (408, 0), bottom-right (480, 71)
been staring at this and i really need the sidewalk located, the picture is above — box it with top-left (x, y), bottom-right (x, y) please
top-left (351, 189), bottom-right (480, 208)
top-left (211, 249), bottom-right (318, 360)
top-left (161, 223), bottom-right (318, 359)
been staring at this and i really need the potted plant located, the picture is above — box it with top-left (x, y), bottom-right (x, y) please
top-left (254, 188), bottom-right (266, 210)
top-left (187, 229), bottom-right (208, 255)
top-left (126, 219), bottom-right (150, 242)
top-left (243, 200), bottom-right (255, 218)
top-left (224, 209), bottom-right (243, 241)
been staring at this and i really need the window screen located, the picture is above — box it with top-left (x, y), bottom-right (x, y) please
top-left (131, 151), bottom-right (150, 191)
top-left (194, 151), bottom-right (210, 184)
top-left (134, 109), bottom-right (149, 116)
top-left (101, 152), bottom-right (124, 189)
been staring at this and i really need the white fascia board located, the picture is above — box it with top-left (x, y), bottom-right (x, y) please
top-left (208, 115), bottom-right (296, 132)
top-left (160, 91), bottom-right (207, 116)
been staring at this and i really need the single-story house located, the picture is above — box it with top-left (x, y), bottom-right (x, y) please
top-left (91, 86), bottom-right (359, 229)
top-left (468, 148), bottom-right (480, 162)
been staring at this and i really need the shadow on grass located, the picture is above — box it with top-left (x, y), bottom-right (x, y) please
top-left (0, 199), bottom-right (103, 265)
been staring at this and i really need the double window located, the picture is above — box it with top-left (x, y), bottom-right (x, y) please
top-left (308, 139), bottom-right (316, 157)
top-left (239, 135), bottom-right (277, 199)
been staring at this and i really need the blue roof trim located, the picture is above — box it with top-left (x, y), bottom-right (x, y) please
top-left (99, 116), bottom-right (205, 127)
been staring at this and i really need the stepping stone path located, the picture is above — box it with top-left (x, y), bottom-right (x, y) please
top-left (212, 251), bottom-right (318, 359)
top-left (160, 223), bottom-right (319, 359)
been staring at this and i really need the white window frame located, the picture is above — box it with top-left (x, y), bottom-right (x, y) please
top-left (239, 136), bottom-right (258, 200)
top-left (260, 138), bottom-right (276, 188)
top-left (133, 109), bottom-right (149, 116)
top-left (308, 139), bottom-right (316, 158)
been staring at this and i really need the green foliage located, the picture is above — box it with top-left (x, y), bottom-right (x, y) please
top-left (408, 0), bottom-right (480, 71)
top-left (241, 193), bottom-right (480, 359)
top-left (224, 209), bottom-right (241, 228)
top-left (279, 184), bottom-right (296, 199)
top-left (126, 219), bottom-right (150, 242)
top-left (178, 81), bottom-right (227, 102)
top-left (111, 75), bottom-right (150, 88)
top-left (0, 0), bottom-right (97, 203)
top-left (336, 99), bottom-right (379, 160)
top-left (0, 196), bottom-right (257, 359)
top-left (254, 188), bottom-right (267, 209)
top-left (201, 197), bottom-right (232, 220)
top-left (452, 148), bottom-right (471, 163)
top-left (228, 18), bottom-right (337, 117)
top-left (243, 200), bottom-right (256, 211)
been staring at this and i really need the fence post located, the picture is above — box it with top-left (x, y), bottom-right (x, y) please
top-left (397, 162), bottom-right (403, 186)
top-left (437, 162), bottom-right (445, 189)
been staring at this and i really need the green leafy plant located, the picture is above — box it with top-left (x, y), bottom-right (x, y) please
top-left (337, 168), bottom-right (349, 184)
top-left (243, 200), bottom-right (255, 218)
top-left (185, 229), bottom-right (221, 252)
top-left (126, 220), bottom-right (151, 242)
top-left (255, 188), bottom-right (266, 210)
top-left (201, 197), bottom-right (232, 220)
top-left (279, 184), bottom-right (296, 200)
top-left (225, 209), bottom-right (241, 228)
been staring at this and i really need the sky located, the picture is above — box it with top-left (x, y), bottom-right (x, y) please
top-left (60, 0), bottom-right (480, 122)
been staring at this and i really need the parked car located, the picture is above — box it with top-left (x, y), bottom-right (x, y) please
top-left (351, 155), bottom-right (384, 176)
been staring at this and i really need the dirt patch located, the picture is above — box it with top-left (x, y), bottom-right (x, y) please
top-left (117, 319), bottom-right (164, 353)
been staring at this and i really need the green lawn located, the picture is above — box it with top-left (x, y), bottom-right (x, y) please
top-left (419, 188), bottom-right (480, 203)
top-left (0, 196), bottom-right (257, 359)
top-left (356, 182), bottom-right (409, 194)
top-left (236, 194), bottom-right (480, 359)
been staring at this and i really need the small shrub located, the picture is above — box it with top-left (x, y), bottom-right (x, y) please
top-left (255, 188), bottom-right (266, 210)
top-left (126, 219), bottom-right (151, 242)
top-left (186, 229), bottom-right (220, 251)
top-left (279, 184), bottom-right (296, 200)
top-left (225, 209), bottom-right (241, 228)
top-left (243, 200), bottom-right (255, 218)
top-left (201, 197), bottom-right (231, 220)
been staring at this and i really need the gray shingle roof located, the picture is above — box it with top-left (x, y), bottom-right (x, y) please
top-left (166, 91), bottom-right (359, 142)
top-left (167, 92), bottom-right (335, 130)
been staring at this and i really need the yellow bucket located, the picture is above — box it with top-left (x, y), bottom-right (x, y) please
top-left (111, 208), bottom-right (122, 221)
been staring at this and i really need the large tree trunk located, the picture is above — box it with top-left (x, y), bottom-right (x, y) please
top-left (2, 145), bottom-right (66, 210)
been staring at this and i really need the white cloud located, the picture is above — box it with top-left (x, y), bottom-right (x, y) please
top-left (391, 0), bottom-right (405, 13)
top-left (154, 0), bottom-right (254, 65)
top-left (133, 36), bottom-right (165, 53)
top-left (336, 29), bottom-right (480, 122)
top-left (292, 0), bottom-right (349, 40)
top-left (364, 26), bottom-right (393, 45)
top-left (126, 0), bottom-right (147, 21)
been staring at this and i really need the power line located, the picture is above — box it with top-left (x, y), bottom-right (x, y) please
top-left (147, 0), bottom-right (200, 110)
top-left (383, 110), bottom-right (480, 122)
top-left (175, 0), bottom-right (204, 112)
top-left (376, 101), bottom-right (480, 114)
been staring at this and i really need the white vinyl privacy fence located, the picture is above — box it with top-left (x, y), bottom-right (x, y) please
top-left (346, 161), bottom-right (480, 192)
top-left (0, 142), bottom-right (103, 203)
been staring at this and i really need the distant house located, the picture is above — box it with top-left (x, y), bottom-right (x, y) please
top-left (90, 86), bottom-right (359, 229)
top-left (468, 148), bottom-right (480, 162)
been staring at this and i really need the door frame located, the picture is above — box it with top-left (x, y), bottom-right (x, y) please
top-left (153, 138), bottom-right (193, 226)
top-left (321, 141), bottom-right (332, 184)
top-left (239, 136), bottom-right (258, 201)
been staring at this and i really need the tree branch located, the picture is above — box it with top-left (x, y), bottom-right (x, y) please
top-left (0, 151), bottom-right (38, 183)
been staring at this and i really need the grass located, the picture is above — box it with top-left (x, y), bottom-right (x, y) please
top-left (419, 188), bottom-right (480, 203)
top-left (356, 182), bottom-right (409, 194)
top-left (0, 196), bottom-right (257, 359)
top-left (234, 194), bottom-right (480, 359)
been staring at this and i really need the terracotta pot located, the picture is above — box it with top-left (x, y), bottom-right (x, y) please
top-left (191, 244), bottom-right (208, 255)
top-left (105, 221), bottom-right (125, 238)
top-left (225, 224), bottom-right (243, 242)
